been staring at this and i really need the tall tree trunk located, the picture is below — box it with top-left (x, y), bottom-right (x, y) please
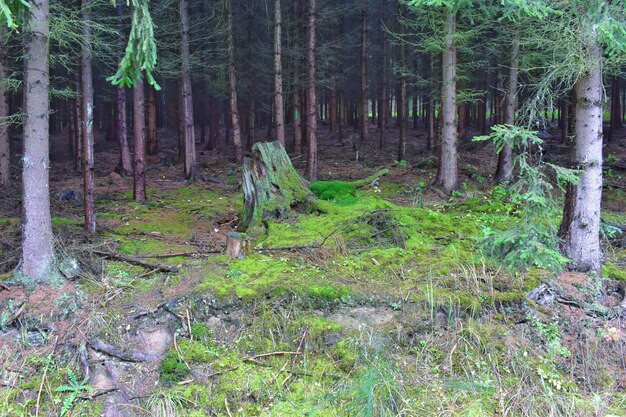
top-left (559, 31), bottom-right (603, 274)
top-left (116, 87), bottom-right (132, 176)
top-left (305, 0), bottom-right (318, 181)
top-left (226, 0), bottom-right (243, 163)
top-left (73, 75), bottom-right (82, 172)
top-left (495, 29), bottom-right (520, 182)
top-left (329, 87), bottom-right (337, 134)
top-left (360, 9), bottom-right (369, 143)
top-left (247, 97), bottom-right (256, 147)
top-left (81, 0), bottom-right (95, 233)
top-left (273, 0), bottom-right (285, 145)
top-left (207, 95), bottom-right (219, 150)
top-left (20, 0), bottom-right (57, 283)
top-left (180, 0), bottom-right (196, 179)
top-left (435, 8), bottom-right (458, 193)
top-left (146, 85), bottom-right (158, 155)
top-left (133, 79), bottom-right (147, 203)
top-left (0, 24), bottom-right (9, 189)
top-left (397, 7), bottom-right (407, 161)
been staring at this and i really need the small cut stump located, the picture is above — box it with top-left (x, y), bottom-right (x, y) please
top-left (239, 141), bottom-right (319, 233)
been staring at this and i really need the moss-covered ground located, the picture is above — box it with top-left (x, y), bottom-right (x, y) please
top-left (1, 158), bottom-right (625, 417)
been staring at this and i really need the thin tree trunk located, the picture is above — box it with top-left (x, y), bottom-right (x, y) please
top-left (273, 0), bottom-right (285, 145)
top-left (20, 0), bottom-right (57, 283)
top-left (180, 0), bottom-right (196, 179)
top-left (435, 8), bottom-right (458, 193)
top-left (397, 7), bottom-right (407, 161)
top-left (247, 97), bottom-right (256, 147)
top-left (226, 0), bottom-right (243, 163)
top-left (133, 79), bottom-right (147, 203)
top-left (74, 75), bottom-right (82, 172)
top-left (146, 85), bottom-right (158, 155)
top-left (116, 87), bottom-right (132, 176)
top-left (561, 94), bottom-right (570, 144)
top-left (81, 0), bottom-right (96, 233)
top-left (0, 24), bottom-right (9, 189)
top-left (495, 29), bottom-right (520, 182)
top-left (559, 31), bottom-right (603, 274)
top-left (305, 0), bottom-right (318, 181)
top-left (360, 9), bottom-right (369, 143)
top-left (329, 87), bottom-right (337, 134)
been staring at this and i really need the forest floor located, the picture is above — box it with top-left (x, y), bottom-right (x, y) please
top-left (0, 122), bottom-right (625, 416)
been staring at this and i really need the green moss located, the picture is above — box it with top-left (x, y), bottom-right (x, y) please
top-left (310, 180), bottom-right (357, 201)
top-left (160, 349), bottom-right (190, 382)
top-left (603, 261), bottom-right (626, 281)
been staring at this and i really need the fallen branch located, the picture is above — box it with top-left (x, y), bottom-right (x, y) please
top-left (88, 338), bottom-right (161, 363)
top-left (134, 250), bottom-right (222, 259)
top-left (248, 351), bottom-right (302, 360)
top-left (79, 387), bottom-right (118, 399)
top-left (87, 250), bottom-right (179, 273)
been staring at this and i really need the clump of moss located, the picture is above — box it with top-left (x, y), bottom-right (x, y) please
top-left (159, 349), bottom-right (190, 382)
top-left (310, 181), bottom-right (357, 202)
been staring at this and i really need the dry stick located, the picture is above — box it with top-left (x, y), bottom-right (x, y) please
top-left (34, 359), bottom-right (50, 417)
top-left (134, 250), bottom-right (221, 258)
top-left (87, 250), bottom-right (179, 273)
top-left (248, 351), bottom-right (302, 360)
top-left (88, 338), bottom-right (160, 362)
top-left (255, 229), bottom-right (339, 253)
top-left (225, 397), bottom-right (233, 417)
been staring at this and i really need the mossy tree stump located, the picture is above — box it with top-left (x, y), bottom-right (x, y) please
top-left (239, 141), bottom-right (319, 233)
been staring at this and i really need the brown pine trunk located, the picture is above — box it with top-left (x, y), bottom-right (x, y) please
top-left (427, 98), bottom-right (435, 150)
top-left (305, 0), bottom-right (318, 181)
top-left (559, 31), bottom-right (603, 274)
top-left (435, 8), bottom-right (458, 193)
top-left (116, 87), bottom-right (132, 176)
top-left (397, 8), bottom-right (407, 161)
top-left (20, 0), bottom-right (57, 283)
top-left (133, 79), bottom-right (147, 203)
top-left (378, 9), bottom-right (387, 151)
top-left (180, 0), bottom-right (197, 179)
top-left (495, 29), bottom-right (520, 183)
top-left (0, 24), bottom-right (9, 189)
top-left (146, 85), bottom-right (158, 155)
top-left (273, 0), bottom-right (285, 145)
top-left (81, 0), bottom-right (96, 233)
top-left (74, 76), bottom-right (82, 172)
top-left (360, 9), bottom-right (369, 143)
top-left (226, 0), bottom-right (243, 163)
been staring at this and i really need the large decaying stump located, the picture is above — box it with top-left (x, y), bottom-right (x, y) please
top-left (239, 141), bottom-right (319, 233)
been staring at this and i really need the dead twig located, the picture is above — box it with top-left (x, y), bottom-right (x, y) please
top-left (87, 250), bottom-right (179, 273)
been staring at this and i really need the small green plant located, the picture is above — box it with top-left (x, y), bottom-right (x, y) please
top-left (412, 182), bottom-right (425, 208)
top-left (55, 369), bottom-right (93, 416)
top-left (474, 125), bottom-right (579, 273)
top-left (527, 314), bottom-right (571, 391)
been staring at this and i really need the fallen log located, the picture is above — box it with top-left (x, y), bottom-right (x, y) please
top-left (88, 250), bottom-right (179, 273)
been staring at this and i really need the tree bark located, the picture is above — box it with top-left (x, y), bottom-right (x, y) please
top-left (81, 0), bottom-right (96, 234)
top-left (559, 30), bottom-right (603, 274)
top-left (360, 9), bottom-right (369, 143)
top-left (226, 0), bottom-right (243, 163)
top-left (20, 0), bottom-right (57, 283)
top-left (0, 24), bottom-right (9, 189)
top-left (273, 0), bottom-right (285, 145)
top-left (305, 0), bottom-right (318, 181)
top-left (133, 79), bottom-right (147, 203)
top-left (397, 7), bottom-right (407, 161)
top-left (240, 141), bottom-right (317, 233)
top-left (116, 87), bottom-right (132, 176)
top-left (146, 85), bottom-right (158, 155)
top-left (435, 8), bottom-right (458, 193)
top-left (495, 29), bottom-right (520, 183)
top-left (180, 0), bottom-right (197, 179)
top-left (378, 11), bottom-right (387, 151)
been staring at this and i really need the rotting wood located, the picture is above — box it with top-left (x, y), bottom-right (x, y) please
top-left (240, 141), bottom-right (320, 233)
